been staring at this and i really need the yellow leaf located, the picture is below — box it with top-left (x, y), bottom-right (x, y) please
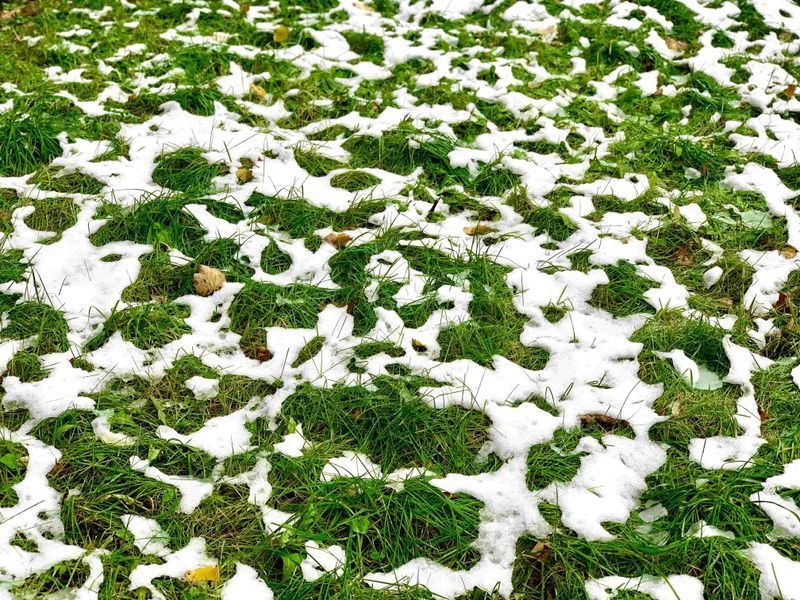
top-left (249, 83), bottom-right (267, 99)
top-left (273, 24), bottom-right (289, 43)
top-left (463, 225), bottom-right (496, 236)
top-left (781, 246), bottom-right (798, 259)
top-left (185, 565), bottom-right (220, 584)
top-left (237, 167), bottom-right (253, 183)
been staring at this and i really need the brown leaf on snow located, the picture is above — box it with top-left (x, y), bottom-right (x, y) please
top-left (193, 265), bottom-right (226, 297)
top-left (463, 224), bottom-right (497, 236)
top-left (324, 232), bottom-right (352, 249)
top-left (780, 245), bottom-right (798, 259)
top-left (783, 84), bottom-right (797, 99)
top-left (665, 37), bottom-right (688, 53)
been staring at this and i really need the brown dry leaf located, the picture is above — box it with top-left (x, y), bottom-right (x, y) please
top-left (0, 7), bottom-right (21, 19)
top-left (774, 292), bottom-right (790, 313)
top-left (0, 0), bottom-right (39, 20)
top-left (463, 224), bottom-right (497, 236)
top-left (780, 245), bottom-right (798, 259)
top-left (411, 339), bottom-right (427, 352)
top-left (273, 24), bottom-right (289, 43)
top-left (193, 265), bottom-right (226, 297)
top-left (256, 346), bottom-right (273, 362)
top-left (784, 84), bottom-right (797, 99)
top-left (249, 83), bottom-right (267, 99)
top-left (530, 541), bottom-right (552, 561)
top-left (673, 244), bottom-right (694, 267)
top-left (665, 37), bottom-right (688, 53)
top-left (185, 565), bottom-right (220, 584)
top-left (324, 232), bottom-right (352, 249)
top-left (580, 413), bottom-right (630, 431)
top-left (237, 167), bottom-right (253, 183)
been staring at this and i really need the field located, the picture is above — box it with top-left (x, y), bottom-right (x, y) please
top-left (0, 0), bottom-right (800, 598)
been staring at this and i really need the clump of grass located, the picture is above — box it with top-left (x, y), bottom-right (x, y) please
top-left (342, 31), bottom-right (385, 63)
top-left (27, 166), bottom-right (104, 195)
top-left (0, 250), bottom-right (27, 283)
top-left (87, 303), bottom-right (191, 351)
top-left (589, 262), bottom-right (656, 317)
top-left (330, 170), bottom-right (381, 191)
top-left (294, 148), bottom-right (344, 177)
top-left (247, 192), bottom-right (385, 238)
top-left (281, 379), bottom-right (496, 474)
top-left (0, 439), bottom-right (26, 506)
top-left (0, 113), bottom-right (62, 177)
top-left (4, 350), bottom-right (48, 382)
top-left (151, 147), bottom-right (226, 194)
top-left (23, 197), bottom-right (79, 233)
top-left (2, 301), bottom-right (70, 354)
top-left (260, 241), bottom-right (292, 274)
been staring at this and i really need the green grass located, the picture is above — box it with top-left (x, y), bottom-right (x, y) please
top-left (152, 147), bottom-right (227, 194)
top-left (0, 0), bottom-right (799, 597)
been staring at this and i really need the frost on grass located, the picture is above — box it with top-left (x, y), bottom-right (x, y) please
top-left (0, 0), bottom-right (799, 598)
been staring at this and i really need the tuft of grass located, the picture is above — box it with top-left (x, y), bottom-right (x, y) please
top-left (330, 170), bottom-right (382, 192)
top-left (23, 197), bottom-right (79, 233)
top-left (2, 301), bottom-right (70, 354)
top-left (281, 379), bottom-right (496, 475)
top-left (152, 147), bottom-right (226, 194)
top-left (87, 302), bottom-right (191, 351)
top-left (0, 112), bottom-right (62, 177)
top-left (27, 166), bottom-right (104, 195)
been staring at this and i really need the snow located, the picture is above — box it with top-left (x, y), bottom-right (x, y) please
top-left (0, 0), bottom-right (797, 597)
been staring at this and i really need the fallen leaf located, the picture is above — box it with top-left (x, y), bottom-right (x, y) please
top-left (530, 541), bottom-right (552, 561)
top-left (774, 292), bottom-right (790, 313)
top-left (324, 232), bottom-right (352, 249)
top-left (249, 83), bottom-right (267, 99)
top-left (411, 339), bottom-right (427, 352)
top-left (780, 246), bottom-right (797, 259)
top-left (273, 24), bottom-right (289, 43)
top-left (185, 565), bottom-right (220, 584)
top-left (783, 84), bottom-right (797, 99)
top-left (673, 244), bottom-right (694, 267)
top-left (353, 0), bottom-right (375, 11)
top-left (665, 37), bottom-right (688, 53)
top-left (193, 265), bottom-right (226, 297)
top-left (463, 224), bottom-right (497, 236)
top-left (256, 346), bottom-right (273, 362)
top-left (580, 413), bottom-right (630, 431)
top-left (237, 167), bottom-right (253, 183)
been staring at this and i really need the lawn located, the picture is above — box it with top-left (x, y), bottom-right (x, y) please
top-left (0, 0), bottom-right (799, 598)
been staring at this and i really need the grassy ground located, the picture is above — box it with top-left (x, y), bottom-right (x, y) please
top-left (0, 0), bottom-right (799, 598)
